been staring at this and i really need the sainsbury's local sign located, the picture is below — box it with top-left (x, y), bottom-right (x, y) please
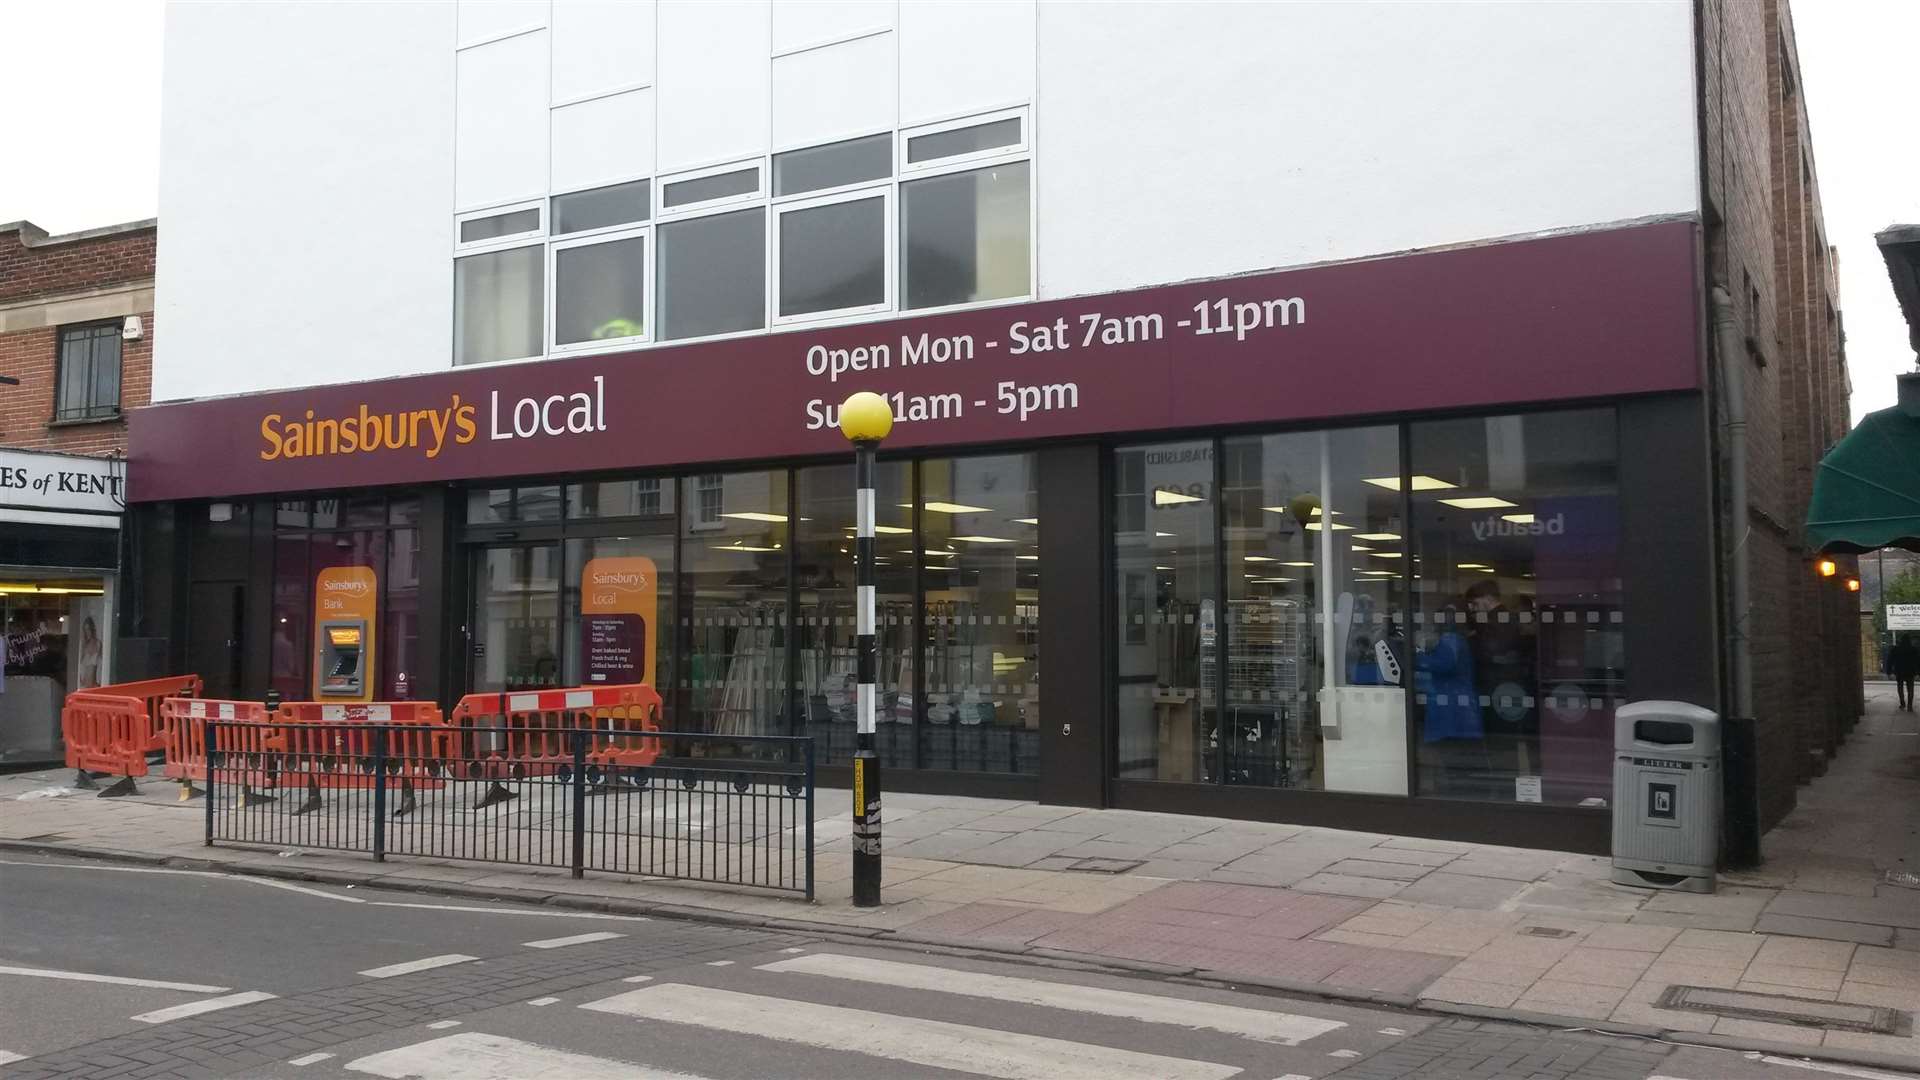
top-left (127, 220), bottom-right (1700, 503)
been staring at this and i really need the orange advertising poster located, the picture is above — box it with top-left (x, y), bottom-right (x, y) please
top-left (581, 556), bottom-right (657, 687)
top-left (313, 565), bottom-right (378, 701)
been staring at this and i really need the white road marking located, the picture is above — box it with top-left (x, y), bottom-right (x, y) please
top-left (1329, 1048), bottom-right (1362, 1058)
top-left (0, 964), bottom-right (229, 993)
top-left (1379, 1027), bottom-right (1407, 1036)
top-left (427, 1020), bottom-right (462, 1030)
top-left (0, 1051), bottom-right (28, 1066)
top-left (246, 878), bottom-right (369, 903)
top-left (780, 947), bottom-right (805, 953)
top-left (368, 901), bottom-right (646, 922)
top-left (581, 984), bottom-right (1241, 1080)
top-left (522, 931), bottom-right (623, 949)
top-left (705, 960), bottom-right (734, 967)
top-left (526, 997), bottom-right (559, 1006)
top-left (0, 859), bottom-right (364, 902)
top-left (346, 1032), bottom-right (718, 1080)
top-left (1759, 1058), bottom-right (1920, 1080)
top-left (358, 954), bottom-right (479, 979)
top-left (621, 975), bottom-right (654, 983)
top-left (760, 952), bottom-right (1345, 1046)
top-left (1272, 1075), bottom-right (1312, 1080)
top-left (132, 990), bottom-right (278, 1024)
top-left (289, 1052), bottom-right (335, 1066)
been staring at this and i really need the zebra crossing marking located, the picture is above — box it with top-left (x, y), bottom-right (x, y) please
top-left (345, 1032), bottom-right (716, 1080)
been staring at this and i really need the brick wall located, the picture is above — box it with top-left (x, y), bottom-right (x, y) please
top-left (0, 220), bottom-right (156, 457)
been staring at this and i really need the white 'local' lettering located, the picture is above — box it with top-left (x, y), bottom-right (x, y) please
top-left (490, 375), bottom-right (606, 441)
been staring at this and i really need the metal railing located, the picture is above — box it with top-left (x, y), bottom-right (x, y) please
top-left (203, 721), bottom-right (815, 898)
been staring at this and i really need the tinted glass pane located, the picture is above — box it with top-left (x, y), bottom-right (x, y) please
top-left (454, 245), bottom-right (542, 364)
top-left (1114, 441), bottom-right (1215, 782)
top-left (459, 207), bottom-right (541, 243)
top-left (662, 167), bottom-right (758, 208)
top-left (384, 527), bottom-right (422, 699)
top-left (568, 478), bottom-right (675, 520)
top-left (907, 117), bottom-right (1020, 163)
top-left (467, 488), bottom-right (513, 524)
top-left (518, 485), bottom-right (563, 521)
top-left (555, 235), bottom-right (647, 345)
top-left (681, 470), bottom-right (789, 748)
top-left (774, 133), bottom-right (891, 196)
top-left (920, 454), bottom-right (1040, 774)
top-left (779, 196), bottom-right (884, 317)
top-left (552, 179), bottom-right (650, 234)
top-left (795, 461), bottom-right (913, 769)
top-left (341, 495), bottom-right (385, 528)
top-left (657, 208), bottom-right (765, 340)
top-left (563, 534), bottom-right (675, 703)
top-left (471, 544), bottom-right (562, 691)
top-left (1409, 409), bottom-right (1623, 807)
top-left (388, 497), bottom-right (421, 527)
top-left (902, 161), bottom-right (1029, 310)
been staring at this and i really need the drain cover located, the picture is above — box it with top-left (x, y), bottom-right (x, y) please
top-left (1519, 926), bottom-right (1577, 939)
top-left (1657, 985), bottom-right (1912, 1036)
top-left (1067, 857), bottom-right (1143, 874)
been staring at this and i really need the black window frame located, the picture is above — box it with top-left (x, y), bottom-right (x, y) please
top-left (55, 320), bottom-right (124, 423)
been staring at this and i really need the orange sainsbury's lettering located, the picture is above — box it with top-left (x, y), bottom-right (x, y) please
top-left (258, 394), bottom-right (482, 463)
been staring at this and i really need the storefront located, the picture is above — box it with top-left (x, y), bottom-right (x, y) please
top-left (125, 220), bottom-right (1717, 851)
top-left (0, 448), bottom-right (123, 765)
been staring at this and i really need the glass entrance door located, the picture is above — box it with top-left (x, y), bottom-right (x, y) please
top-left (469, 543), bottom-right (562, 692)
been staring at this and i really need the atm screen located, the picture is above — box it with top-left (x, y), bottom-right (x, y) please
top-left (328, 626), bottom-right (362, 647)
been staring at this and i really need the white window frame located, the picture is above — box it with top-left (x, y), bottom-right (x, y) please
top-left (453, 238), bottom-right (547, 368)
top-left (548, 174), bottom-right (653, 242)
top-left (454, 198), bottom-right (546, 252)
top-left (896, 126), bottom-right (1035, 317)
top-left (770, 130), bottom-right (893, 204)
top-left (898, 106), bottom-right (1028, 176)
top-left (547, 224), bottom-right (653, 357)
top-left (653, 196), bottom-right (772, 347)
top-left (657, 158), bottom-right (767, 219)
top-left (772, 185), bottom-right (895, 328)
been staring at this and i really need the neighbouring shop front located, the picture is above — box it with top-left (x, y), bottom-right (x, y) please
top-left (125, 221), bottom-right (1719, 850)
top-left (0, 447), bottom-right (123, 765)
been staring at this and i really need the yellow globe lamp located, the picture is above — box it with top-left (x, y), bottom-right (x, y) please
top-left (839, 391), bottom-right (894, 445)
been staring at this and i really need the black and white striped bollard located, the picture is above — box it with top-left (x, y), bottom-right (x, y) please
top-left (839, 390), bottom-right (893, 907)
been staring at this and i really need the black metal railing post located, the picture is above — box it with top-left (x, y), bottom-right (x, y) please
top-left (570, 728), bottom-right (587, 880)
top-left (204, 720), bottom-right (217, 846)
top-left (372, 726), bottom-right (388, 863)
top-left (804, 738), bottom-right (816, 901)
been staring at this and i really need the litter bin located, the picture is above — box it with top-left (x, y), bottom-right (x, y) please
top-left (1611, 700), bottom-right (1718, 893)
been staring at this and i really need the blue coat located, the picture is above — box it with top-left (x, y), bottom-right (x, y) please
top-left (1416, 631), bottom-right (1481, 742)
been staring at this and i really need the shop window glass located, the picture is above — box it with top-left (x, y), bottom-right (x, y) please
top-left (383, 528), bottom-right (422, 700)
top-left (773, 133), bottom-right (890, 196)
top-left (472, 544), bottom-right (562, 692)
top-left (778, 195), bottom-right (885, 317)
top-left (568, 478), bottom-right (674, 520)
top-left (552, 179), bottom-right (649, 235)
top-left (388, 496), bottom-right (422, 528)
top-left (681, 471), bottom-right (789, 749)
top-left (919, 454), bottom-right (1039, 774)
top-left (275, 499), bottom-right (310, 528)
top-left (902, 161), bottom-right (1029, 310)
top-left (467, 487), bottom-right (513, 524)
top-left (1408, 408), bottom-right (1624, 807)
top-left (455, 244), bottom-right (543, 365)
top-left (341, 495), bottom-right (385, 529)
top-left (311, 497), bottom-right (339, 529)
top-left (517, 484), bottom-right (564, 522)
top-left (2, 577), bottom-right (115, 764)
top-left (270, 533), bottom-right (309, 702)
top-left (1115, 441), bottom-right (1215, 782)
top-left (1221, 426), bottom-right (1407, 794)
top-left (563, 534), bottom-right (675, 713)
top-left (555, 233), bottom-right (647, 346)
top-left (794, 461), bottom-right (914, 769)
top-left (657, 208), bottom-right (765, 340)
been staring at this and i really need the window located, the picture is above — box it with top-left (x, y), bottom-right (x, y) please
top-left (773, 133), bottom-right (890, 197)
top-left (568, 478), bottom-right (673, 520)
top-left (552, 230), bottom-right (649, 350)
top-left (1408, 408), bottom-right (1623, 807)
top-left (662, 166), bottom-right (761, 211)
top-left (657, 208), bottom-right (766, 340)
top-left (681, 470), bottom-right (788, 746)
top-left (695, 474), bottom-right (724, 527)
top-left (776, 192), bottom-right (889, 321)
top-left (55, 322), bottom-right (122, 422)
top-left (552, 179), bottom-right (649, 236)
top-left (907, 117), bottom-right (1022, 166)
top-left (902, 161), bottom-right (1030, 310)
top-left (459, 206), bottom-right (542, 244)
top-left (454, 245), bottom-right (543, 365)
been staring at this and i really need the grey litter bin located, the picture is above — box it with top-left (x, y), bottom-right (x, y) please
top-left (1611, 700), bottom-right (1719, 893)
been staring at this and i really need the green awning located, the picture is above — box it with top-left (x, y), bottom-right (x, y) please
top-left (1805, 401), bottom-right (1920, 554)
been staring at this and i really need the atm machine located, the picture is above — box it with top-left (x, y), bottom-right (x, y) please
top-left (316, 620), bottom-right (367, 697)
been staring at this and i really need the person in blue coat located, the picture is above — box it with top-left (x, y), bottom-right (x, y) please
top-left (1416, 609), bottom-right (1481, 742)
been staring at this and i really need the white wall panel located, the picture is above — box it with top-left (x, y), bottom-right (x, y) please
top-left (656, 0), bottom-right (770, 171)
top-left (1034, 0), bottom-right (1698, 300)
top-left (772, 0), bottom-right (891, 56)
top-left (155, 1), bottom-right (455, 399)
top-left (900, 0), bottom-right (1033, 125)
top-left (456, 29), bottom-right (551, 209)
top-left (552, 88), bottom-right (654, 193)
top-left (456, 0), bottom-right (545, 48)
top-left (772, 31), bottom-right (893, 151)
top-left (551, 0), bottom-right (655, 104)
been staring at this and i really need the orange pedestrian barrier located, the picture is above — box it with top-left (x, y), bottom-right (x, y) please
top-left (158, 698), bottom-right (278, 801)
top-left (62, 674), bottom-right (203, 796)
top-left (268, 702), bottom-right (450, 816)
top-left (449, 684), bottom-right (664, 808)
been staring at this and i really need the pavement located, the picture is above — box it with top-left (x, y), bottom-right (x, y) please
top-left (0, 851), bottom-right (1906, 1080)
top-left (1, 683), bottom-right (1914, 1073)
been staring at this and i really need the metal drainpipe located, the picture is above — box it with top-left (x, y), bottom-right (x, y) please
top-left (1711, 284), bottom-right (1752, 721)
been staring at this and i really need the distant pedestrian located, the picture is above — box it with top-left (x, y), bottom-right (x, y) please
top-left (1890, 633), bottom-right (1920, 711)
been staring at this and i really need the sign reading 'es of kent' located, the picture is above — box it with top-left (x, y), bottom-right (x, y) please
top-left (127, 221), bottom-right (1701, 502)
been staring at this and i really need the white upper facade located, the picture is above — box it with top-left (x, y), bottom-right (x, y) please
top-left (155, 0), bottom-right (1699, 402)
